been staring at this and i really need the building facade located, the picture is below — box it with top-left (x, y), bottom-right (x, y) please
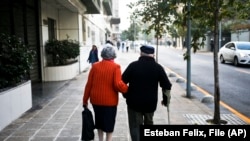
top-left (0, 0), bottom-right (120, 130)
top-left (0, 0), bottom-right (119, 82)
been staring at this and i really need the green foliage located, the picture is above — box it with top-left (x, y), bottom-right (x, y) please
top-left (129, 0), bottom-right (250, 124)
top-left (121, 22), bottom-right (141, 41)
top-left (45, 38), bottom-right (80, 66)
top-left (129, 0), bottom-right (250, 55)
top-left (120, 30), bottom-right (129, 41)
top-left (0, 33), bottom-right (35, 90)
top-left (129, 0), bottom-right (177, 39)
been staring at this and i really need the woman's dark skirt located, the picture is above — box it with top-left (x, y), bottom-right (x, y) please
top-left (92, 105), bottom-right (117, 133)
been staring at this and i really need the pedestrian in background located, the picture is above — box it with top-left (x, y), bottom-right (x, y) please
top-left (87, 45), bottom-right (99, 65)
top-left (126, 45), bottom-right (129, 52)
top-left (116, 41), bottom-right (121, 51)
top-left (83, 44), bottom-right (128, 141)
top-left (122, 45), bottom-right (172, 141)
top-left (121, 42), bottom-right (125, 52)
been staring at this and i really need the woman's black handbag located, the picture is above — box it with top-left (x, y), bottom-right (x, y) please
top-left (81, 107), bottom-right (95, 141)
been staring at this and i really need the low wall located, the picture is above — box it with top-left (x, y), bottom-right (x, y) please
top-left (0, 80), bottom-right (32, 131)
top-left (44, 62), bottom-right (79, 81)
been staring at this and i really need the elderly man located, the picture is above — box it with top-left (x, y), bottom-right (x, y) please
top-left (122, 45), bottom-right (172, 141)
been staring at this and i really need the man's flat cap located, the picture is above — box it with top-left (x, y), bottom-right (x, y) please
top-left (140, 45), bottom-right (155, 54)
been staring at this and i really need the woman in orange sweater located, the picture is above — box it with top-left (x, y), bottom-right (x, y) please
top-left (83, 44), bottom-right (128, 141)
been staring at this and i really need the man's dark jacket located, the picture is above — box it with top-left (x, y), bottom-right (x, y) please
top-left (122, 56), bottom-right (172, 113)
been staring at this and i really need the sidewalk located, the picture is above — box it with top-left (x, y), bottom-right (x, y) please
top-left (0, 47), bottom-right (248, 141)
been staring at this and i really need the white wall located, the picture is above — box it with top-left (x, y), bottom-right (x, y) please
top-left (40, 1), bottom-right (60, 81)
top-left (40, 0), bottom-right (116, 79)
top-left (58, 10), bottom-right (79, 40)
top-left (40, 1), bottom-right (82, 81)
top-left (231, 30), bottom-right (250, 41)
top-left (84, 14), bottom-right (106, 47)
top-left (0, 81), bottom-right (32, 131)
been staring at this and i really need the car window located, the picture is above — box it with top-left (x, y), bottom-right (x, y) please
top-left (237, 43), bottom-right (250, 50)
top-left (225, 43), bottom-right (234, 49)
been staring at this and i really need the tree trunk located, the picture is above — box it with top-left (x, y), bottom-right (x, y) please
top-left (207, 0), bottom-right (227, 125)
top-left (213, 0), bottom-right (221, 124)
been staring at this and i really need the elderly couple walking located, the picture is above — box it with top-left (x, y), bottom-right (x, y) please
top-left (82, 43), bottom-right (172, 141)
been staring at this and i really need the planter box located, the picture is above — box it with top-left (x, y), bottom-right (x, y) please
top-left (44, 62), bottom-right (79, 81)
top-left (0, 80), bottom-right (32, 131)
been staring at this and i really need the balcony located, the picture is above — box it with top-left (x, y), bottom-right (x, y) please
top-left (81, 0), bottom-right (101, 14)
top-left (103, 0), bottom-right (112, 15)
top-left (111, 17), bottom-right (120, 24)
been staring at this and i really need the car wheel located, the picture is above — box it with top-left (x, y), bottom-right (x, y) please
top-left (220, 55), bottom-right (225, 63)
top-left (233, 57), bottom-right (239, 66)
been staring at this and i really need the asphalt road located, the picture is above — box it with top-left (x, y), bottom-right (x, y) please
top-left (157, 46), bottom-right (250, 119)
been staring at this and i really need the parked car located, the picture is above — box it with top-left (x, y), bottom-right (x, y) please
top-left (218, 41), bottom-right (250, 66)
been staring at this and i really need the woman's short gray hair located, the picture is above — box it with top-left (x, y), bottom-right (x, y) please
top-left (101, 45), bottom-right (116, 60)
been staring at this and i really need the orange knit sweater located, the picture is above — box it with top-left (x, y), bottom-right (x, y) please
top-left (83, 60), bottom-right (128, 106)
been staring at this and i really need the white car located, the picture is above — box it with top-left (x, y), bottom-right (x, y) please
top-left (218, 41), bottom-right (250, 66)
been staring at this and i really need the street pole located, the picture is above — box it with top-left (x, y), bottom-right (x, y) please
top-left (133, 18), bottom-right (135, 52)
top-left (156, 1), bottom-right (160, 63)
top-left (219, 21), bottom-right (221, 48)
top-left (186, 0), bottom-right (191, 98)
